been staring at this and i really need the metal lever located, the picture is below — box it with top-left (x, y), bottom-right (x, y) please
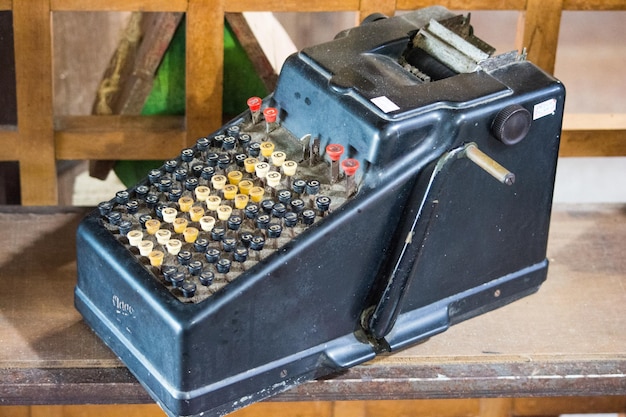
top-left (363, 142), bottom-right (515, 341)
top-left (464, 143), bottom-right (515, 185)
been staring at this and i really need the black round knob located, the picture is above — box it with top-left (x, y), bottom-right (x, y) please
top-left (199, 271), bottom-right (214, 286)
top-left (181, 282), bottom-right (196, 298)
top-left (361, 13), bottom-right (388, 25)
top-left (492, 105), bottom-right (532, 145)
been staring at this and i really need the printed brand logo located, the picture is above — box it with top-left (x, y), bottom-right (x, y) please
top-left (112, 295), bottom-right (135, 316)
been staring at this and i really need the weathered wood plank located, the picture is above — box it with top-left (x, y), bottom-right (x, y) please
top-left (480, 399), bottom-right (514, 417)
top-left (516, 0), bottom-right (564, 74)
top-left (186, 0), bottom-right (224, 145)
top-left (50, 0), bottom-right (188, 12)
top-left (560, 129), bottom-right (626, 157)
top-left (13, 1), bottom-right (57, 204)
top-left (333, 399), bottom-right (482, 417)
top-left (224, 0), bottom-right (359, 12)
top-left (514, 396), bottom-right (626, 416)
top-left (0, 128), bottom-right (19, 160)
top-left (396, 0), bottom-right (526, 11)
top-left (51, 114), bottom-right (626, 160)
top-left (91, 13), bottom-right (184, 117)
top-left (562, 0), bottom-right (626, 10)
top-left (54, 115), bottom-right (185, 160)
top-left (560, 114), bottom-right (626, 157)
top-left (3, 397), bottom-right (626, 417)
top-left (87, 12), bottom-right (183, 179)
top-left (225, 13), bottom-right (278, 93)
top-left (46, 0), bottom-right (626, 12)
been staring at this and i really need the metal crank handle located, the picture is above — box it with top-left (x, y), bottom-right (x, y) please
top-left (463, 143), bottom-right (515, 186)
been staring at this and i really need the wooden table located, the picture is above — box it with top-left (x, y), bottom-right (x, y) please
top-left (0, 204), bottom-right (624, 406)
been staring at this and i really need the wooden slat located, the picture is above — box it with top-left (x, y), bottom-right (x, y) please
top-left (4, 397), bottom-right (626, 417)
top-left (51, 109), bottom-right (626, 159)
top-left (562, 0), bottom-right (626, 10)
top-left (13, 0), bottom-right (57, 205)
top-left (186, 0), bottom-right (224, 145)
top-left (0, 0), bottom-right (11, 11)
top-left (45, 0), bottom-right (626, 12)
top-left (396, 0), bottom-right (526, 11)
top-left (232, 402), bottom-right (333, 417)
top-left (225, 13), bottom-right (278, 93)
top-left (0, 128), bottom-right (19, 160)
top-left (101, 13), bottom-right (184, 116)
top-left (87, 12), bottom-right (183, 180)
top-left (480, 399), bottom-right (514, 417)
top-left (0, 402), bottom-right (334, 417)
top-left (516, 0), bottom-right (563, 74)
top-left (224, 0), bottom-right (360, 12)
top-left (560, 114), bottom-right (626, 157)
top-left (54, 127), bottom-right (626, 159)
top-left (514, 396), bottom-right (626, 416)
top-left (0, 406), bottom-right (31, 417)
top-left (50, 0), bottom-right (188, 12)
top-left (52, 114), bottom-right (626, 160)
top-left (54, 115), bottom-right (185, 160)
top-left (560, 130), bottom-right (626, 157)
top-left (333, 399), bottom-right (482, 417)
top-left (28, 404), bottom-right (165, 417)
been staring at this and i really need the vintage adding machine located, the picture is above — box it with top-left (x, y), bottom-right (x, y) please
top-left (75, 6), bottom-right (565, 417)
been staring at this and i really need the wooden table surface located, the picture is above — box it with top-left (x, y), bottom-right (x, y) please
top-left (0, 204), bottom-right (624, 405)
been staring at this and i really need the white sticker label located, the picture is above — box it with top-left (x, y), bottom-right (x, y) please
top-left (533, 98), bottom-right (557, 120)
top-left (371, 96), bottom-right (400, 113)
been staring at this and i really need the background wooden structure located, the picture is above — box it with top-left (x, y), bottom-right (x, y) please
top-left (0, 0), bottom-right (624, 205)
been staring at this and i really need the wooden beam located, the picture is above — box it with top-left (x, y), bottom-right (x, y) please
top-left (0, 0), bottom-right (11, 11)
top-left (13, 0), bottom-right (57, 205)
top-left (332, 399), bottom-right (483, 417)
top-left (54, 115), bottom-right (185, 160)
top-left (224, 0), bottom-right (359, 12)
top-left (225, 13), bottom-right (278, 93)
top-left (516, 0), bottom-right (563, 74)
top-left (0, 129), bottom-right (19, 160)
top-left (562, 0), bottom-right (626, 10)
top-left (231, 402), bottom-right (333, 417)
top-left (386, 0), bottom-right (626, 11)
top-left (28, 404), bottom-right (166, 417)
top-left (52, 113), bottom-right (626, 160)
top-left (50, 0), bottom-right (188, 12)
top-left (560, 114), bottom-right (626, 157)
top-left (514, 396), bottom-right (626, 416)
top-left (480, 399), bottom-right (513, 417)
top-left (87, 12), bottom-right (183, 180)
top-left (46, 0), bottom-right (626, 12)
top-left (396, 0), bottom-right (526, 11)
top-left (186, 0), bottom-right (224, 145)
top-left (560, 130), bottom-right (626, 157)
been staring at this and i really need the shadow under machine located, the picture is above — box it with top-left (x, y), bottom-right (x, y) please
top-left (75, 6), bottom-right (565, 417)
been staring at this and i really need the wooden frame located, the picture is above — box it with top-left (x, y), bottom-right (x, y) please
top-left (1, 0), bottom-right (624, 205)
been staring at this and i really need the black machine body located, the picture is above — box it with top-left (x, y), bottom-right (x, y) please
top-left (75, 6), bottom-right (564, 417)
